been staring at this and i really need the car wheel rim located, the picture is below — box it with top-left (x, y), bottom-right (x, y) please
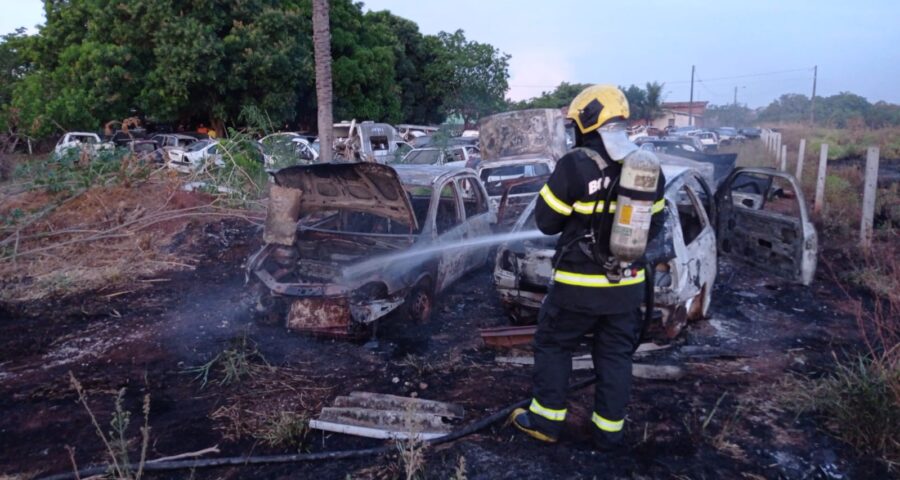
top-left (410, 290), bottom-right (432, 321)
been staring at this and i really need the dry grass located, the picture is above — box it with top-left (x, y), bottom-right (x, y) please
top-left (207, 351), bottom-right (330, 448)
top-left (780, 239), bottom-right (900, 468)
top-left (68, 372), bottom-right (151, 480)
top-left (766, 123), bottom-right (900, 160)
top-left (780, 354), bottom-right (899, 468)
top-left (0, 170), bottom-right (263, 303)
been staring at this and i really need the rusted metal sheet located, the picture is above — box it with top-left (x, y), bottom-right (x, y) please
top-left (263, 184), bottom-right (303, 246)
top-left (479, 325), bottom-right (537, 348)
top-left (286, 298), bottom-right (351, 335)
top-left (334, 392), bottom-right (465, 418)
top-left (309, 392), bottom-right (465, 440)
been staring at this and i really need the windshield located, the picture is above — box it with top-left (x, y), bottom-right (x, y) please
top-left (72, 135), bottom-right (97, 144)
top-left (480, 163), bottom-right (551, 196)
top-left (187, 140), bottom-right (211, 152)
top-left (400, 149), bottom-right (442, 165)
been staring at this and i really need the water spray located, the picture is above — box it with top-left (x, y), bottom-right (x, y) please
top-left (341, 229), bottom-right (546, 280)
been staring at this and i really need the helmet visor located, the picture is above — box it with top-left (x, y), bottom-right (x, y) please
top-left (599, 128), bottom-right (638, 161)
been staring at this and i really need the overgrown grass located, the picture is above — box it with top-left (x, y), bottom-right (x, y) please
top-left (768, 123), bottom-right (900, 160)
top-left (12, 147), bottom-right (152, 194)
top-left (781, 354), bottom-right (899, 467)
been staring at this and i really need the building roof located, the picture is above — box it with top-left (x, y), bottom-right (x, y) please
top-left (662, 101), bottom-right (709, 117)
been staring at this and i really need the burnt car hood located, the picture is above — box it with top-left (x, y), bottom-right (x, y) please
top-left (272, 162), bottom-right (417, 229)
top-left (478, 109), bottom-right (567, 163)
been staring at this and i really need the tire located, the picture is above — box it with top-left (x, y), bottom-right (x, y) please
top-left (406, 280), bottom-right (434, 323)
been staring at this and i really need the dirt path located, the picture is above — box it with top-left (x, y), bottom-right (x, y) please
top-left (0, 223), bottom-right (891, 479)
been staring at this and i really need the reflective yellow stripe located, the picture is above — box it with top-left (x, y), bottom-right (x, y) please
top-left (592, 413), bottom-right (624, 432)
top-left (572, 200), bottom-right (616, 214)
top-left (539, 185), bottom-right (572, 216)
top-left (529, 398), bottom-right (566, 422)
top-left (553, 269), bottom-right (646, 287)
top-left (572, 200), bottom-right (662, 215)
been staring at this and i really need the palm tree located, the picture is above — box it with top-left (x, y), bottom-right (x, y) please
top-left (312, 0), bottom-right (333, 162)
top-left (643, 82), bottom-right (665, 125)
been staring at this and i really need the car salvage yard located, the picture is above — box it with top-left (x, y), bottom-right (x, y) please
top-left (0, 215), bottom-right (882, 479)
top-left (0, 137), bottom-right (892, 479)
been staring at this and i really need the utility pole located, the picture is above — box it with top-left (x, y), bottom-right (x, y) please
top-left (733, 86), bottom-right (738, 106)
top-left (689, 65), bottom-right (695, 126)
top-left (809, 65), bottom-right (817, 126)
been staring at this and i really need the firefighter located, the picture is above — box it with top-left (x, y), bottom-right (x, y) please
top-left (509, 84), bottom-right (666, 450)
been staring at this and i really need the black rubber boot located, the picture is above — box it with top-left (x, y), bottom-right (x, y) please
top-left (509, 408), bottom-right (559, 443)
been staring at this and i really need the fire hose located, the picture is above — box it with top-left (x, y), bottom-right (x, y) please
top-left (40, 376), bottom-right (598, 480)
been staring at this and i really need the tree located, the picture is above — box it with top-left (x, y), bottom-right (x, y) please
top-left (366, 10), bottom-right (443, 124)
top-left (705, 104), bottom-right (754, 127)
top-left (642, 81), bottom-right (664, 124)
top-left (4, 0), bottom-right (515, 136)
top-left (0, 28), bottom-right (31, 110)
top-left (425, 30), bottom-right (510, 127)
top-left (621, 85), bottom-right (647, 121)
top-left (510, 82), bottom-right (591, 110)
top-left (312, 0), bottom-right (333, 162)
top-left (758, 94), bottom-right (812, 124)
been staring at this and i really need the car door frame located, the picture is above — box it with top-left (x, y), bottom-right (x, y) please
top-left (430, 177), bottom-right (467, 292)
top-left (715, 167), bottom-right (817, 285)
top-left (454, 174), bottom-right (495, 270)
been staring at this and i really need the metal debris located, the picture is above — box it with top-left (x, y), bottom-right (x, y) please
top-left (309, 392), bottom-right (465, 440)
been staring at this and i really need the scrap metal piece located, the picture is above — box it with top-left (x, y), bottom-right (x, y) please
top-left (286, 297), bottom-right (351, 336)
top-left (309, 392), bottom-right (465, 441)
top-left (336, 391), bottom-right (465, 419)
top-left (479, 325), bottom-right (537, 348)
top-left (264, 184), bottom-right (303, 246)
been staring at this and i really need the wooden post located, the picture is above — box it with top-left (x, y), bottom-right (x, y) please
top-left (859, 147), bottom-right (880, 248)
top-left (780, 145), bottom-right (787, 171)
top-left (814, 143), bottom-right (828, 215)
top-left (795, 139), bottom-right (806, 180)
top-left (775, 133), bottom-right (782, 160)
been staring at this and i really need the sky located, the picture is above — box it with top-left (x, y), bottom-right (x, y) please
top-left (2, 0), bottom-right (899, 108)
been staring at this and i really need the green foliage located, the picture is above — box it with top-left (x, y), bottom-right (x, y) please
top-left (759, 92), bottom-right (900, 128)
top-left (1, 1), bottom-right (512, 136)
top-left (705, 104), bottom-right (754, 127)
top-left (15, 147), bottom-right (147, 194)
top-left (620, 82), bottom-right (665, 124)
top-left (186, 334), bottom-right (268, 388)
top-left (424, 30), bottom-right (510, 127)
top-left (0, 28), bottom-right (31, 113)
top-left (256, 411), bottom-right (309, 449)
top-left (510, 82), bottom-right (591, 110)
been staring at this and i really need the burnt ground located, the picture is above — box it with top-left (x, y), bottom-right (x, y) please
top-left (0, 220), bottom-right (893, 480)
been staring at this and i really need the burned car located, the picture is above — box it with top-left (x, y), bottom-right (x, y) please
top-left (333, 121), bottom-right (411, 163)
top-left (248, 162), bottom-right (495, 336)
top-left (493, 163), bottom-right (816, 338)
top-left (471, 108), bottom-right (568, 228)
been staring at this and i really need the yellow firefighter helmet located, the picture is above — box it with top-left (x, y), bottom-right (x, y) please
top-left (567, 84), bottom-right (630, 135)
